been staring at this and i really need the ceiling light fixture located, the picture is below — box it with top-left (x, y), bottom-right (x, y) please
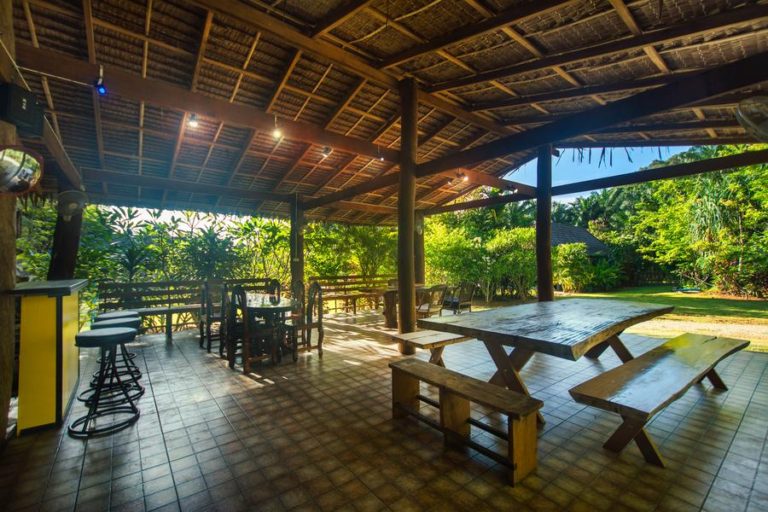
top-left (321, 146), bottom-right (332, 159)
top-left (93, 65), bottom-right (107, 96)
top-left (377, 145), bottom-right (384, 161)
top-left (187, 113), bottom-right (199, 128)
top-left (272, 115), bottom-right (282, 140)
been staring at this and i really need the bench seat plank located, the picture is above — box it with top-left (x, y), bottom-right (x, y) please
top-left (569, 333), bottom-right (749, 421)
top-left (390, 358), bottom-right (542, 419)
top-left (393, 330), bottom-right (471, 350)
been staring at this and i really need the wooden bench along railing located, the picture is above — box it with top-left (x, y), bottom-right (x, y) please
top-left (309, 274), bottom-right (394, 313)
top-left (390, 358), bottom-right (543, 485)
top-left (98, 280), bottom-right (203, 339)
top-left (390, 330), bottom-right (471, 366)
top-left (569, 333), bottom-right (749, 467)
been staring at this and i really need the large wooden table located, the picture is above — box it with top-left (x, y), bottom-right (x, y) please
top-left (418, 298), bottom-right (673, 424)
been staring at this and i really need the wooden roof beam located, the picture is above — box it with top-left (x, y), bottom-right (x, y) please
top-left (428, 3), bottom-right (768, 92)
top-left (471, 71), bottom-right (701, 111)
top-left (423, 148), bottom-right (768, 215)
top-left (381, 0), bottom-right (574, 68)
top-left (311, 0), bottom-right (375, 38)
top-left (16, 44), bottom-right (401, 162)
top-left (86, 169), bottom-right (293, 203)
top-left (417, 51), bottom-right (768, 177)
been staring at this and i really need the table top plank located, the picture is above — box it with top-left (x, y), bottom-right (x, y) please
top-left (418, 299), bottom-right (673, 361)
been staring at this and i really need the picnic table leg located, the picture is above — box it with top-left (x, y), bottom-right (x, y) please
top-left (585, 334), bottom-right (634, 363)
top-left (603, 415), bottom-right (665, 467)
top-left (428, 346), bottom-right (446, 367)
top-left (698, 369), bottom-right (728, 390)
top-left (483, 342), bottom-right (544, 425)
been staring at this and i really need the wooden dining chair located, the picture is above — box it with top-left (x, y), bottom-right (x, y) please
top-left (285, 281), bottom-right (305, 362)
top-left (199, 280), bottom-right (226, 353)
top-left (305, 281), bottom-right (324, 357)
top-left (227, 285), bottom-right (276, 374)
top-left (441, 282), bottom-right (476, 315)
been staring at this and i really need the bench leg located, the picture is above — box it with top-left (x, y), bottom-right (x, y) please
top-left (604, 415), bottom-right (665, 467)
top-left (392, 368), bottom-right (420, 419)
top-left (509, 413), bottom-right (538, 485)
top-left (439, 388), bottom-right (470, 447)
top-left (484, 343), bottom-right (544, 426)
top-left (428, 347), bottom-right (446, 367)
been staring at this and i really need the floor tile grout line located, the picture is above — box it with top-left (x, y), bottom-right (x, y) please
top-left (697, 360), bottom-right (768, 509)
top-left (139, 336), bottom-right (183, 510)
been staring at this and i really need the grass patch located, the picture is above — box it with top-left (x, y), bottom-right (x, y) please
top-left (567, 285), bottom-right (768, 323)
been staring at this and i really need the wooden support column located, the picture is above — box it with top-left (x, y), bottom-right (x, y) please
top-left (536, 145), bottom-right (554, 302)
top-left (0, 0), bottom-right (17, 445)
top-left (289, 199), bottom-right (305, 295)
top-left (47, 186), bottom-right (83, 280)
top-left (398, 78), bottom-right (418, 341)
top-left (414, 213), bottom-right (425, 285)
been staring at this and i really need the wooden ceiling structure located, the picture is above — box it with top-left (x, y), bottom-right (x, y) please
top-left (9, 0), bottom-right (768, 224)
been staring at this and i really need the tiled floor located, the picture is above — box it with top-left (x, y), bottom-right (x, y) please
top-left (1, 311), bottom-right (767, 511)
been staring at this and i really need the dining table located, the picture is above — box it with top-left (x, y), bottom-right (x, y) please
top-left (233, 292), bottom-right (295, 366)
top-left (418, 298), bottom-right (673, 424)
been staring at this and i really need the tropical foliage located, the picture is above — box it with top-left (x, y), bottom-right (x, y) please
top-left (14, 144), bottom-right (768, 312)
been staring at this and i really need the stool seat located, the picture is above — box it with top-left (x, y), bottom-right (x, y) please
top-left (95, 310), bottom-right (139, 321)
top-left (92, 318), bottom-right (141, 330)
top-left (76, 327), bottom-right (137, 348)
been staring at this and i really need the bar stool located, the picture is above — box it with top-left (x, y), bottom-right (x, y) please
top-left (91, 317), bottom-right (143, 381)
top-left (69, 327), bottom-right (141, 438)
top-left (95, 310), bottom-right (140, 322)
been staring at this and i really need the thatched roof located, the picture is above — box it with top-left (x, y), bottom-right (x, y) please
top-left (550, 223), bottom-right (608, 255)
top-left (11, 0), bottom-right (767, 223)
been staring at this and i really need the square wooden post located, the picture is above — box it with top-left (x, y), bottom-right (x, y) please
top-left (0, 0), bottom-right (17, 445)
top-left (397, 78), bottom-right (418, 339)
top-left (536, 144), bottom-right (554, 302)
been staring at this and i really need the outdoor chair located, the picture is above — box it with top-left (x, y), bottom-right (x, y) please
top-left (417, 284), bottom-right (448, 319)
top-left (285, 281), bottom-right (305, 360)
top-left (305, 281), bottom-right (324, 357)
top-left (199, 280), bottom-right (227, 353)
top-left (226, 285), bottom-right (277, 374)
top-left (442, 282), bottom-right (476, 315)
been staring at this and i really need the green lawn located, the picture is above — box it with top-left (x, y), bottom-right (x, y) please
top-left (568, 285), bottom-right (768, 322)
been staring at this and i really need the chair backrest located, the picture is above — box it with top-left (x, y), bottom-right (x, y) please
top-left (429, 285), bottom-right (448, 308)
top-left (457, 282), bottom-right (476, 303)
top-left (267, 279), bottom-right (281, 301)
top-left (228, 285), bottom-right (250, 339)
top-left (203, 280), bottom-right (225, 319)
top-left (306, 281), bottom-right (323, 326)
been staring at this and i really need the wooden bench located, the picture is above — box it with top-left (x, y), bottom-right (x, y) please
top-left (98, 280), bottom-right (203, 340)
top-left (390, 330), bottom-right (471, 364)
top-left (390, 358), bottom-right (543, 485)
top-left (569, 333), bottom-right (749, 467)
top-left (310, 274), bottom-right (394, 314)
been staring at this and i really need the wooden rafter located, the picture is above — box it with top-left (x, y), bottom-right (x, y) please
top-left (191, 0), bottom-right (514, 138)
top-left (22, 1), bottom-right (61, 139)
top-left (423, 148), bottom-right (768, 215)
top-left (417, 51), bottom-right (768, 177)
top-left (82, 0), bottom-right (105, 171)
top-left (16, 45), bottom-right (401, 162)
top-left (381, 0), bottom-right (573, 68)
top-left (311, 0), bottom-right (374, 38)
top-left (428, 4), bottom-right (768, 92)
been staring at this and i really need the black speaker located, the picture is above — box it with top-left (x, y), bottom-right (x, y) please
top-left (0, 82), bottom-right (44, 136)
